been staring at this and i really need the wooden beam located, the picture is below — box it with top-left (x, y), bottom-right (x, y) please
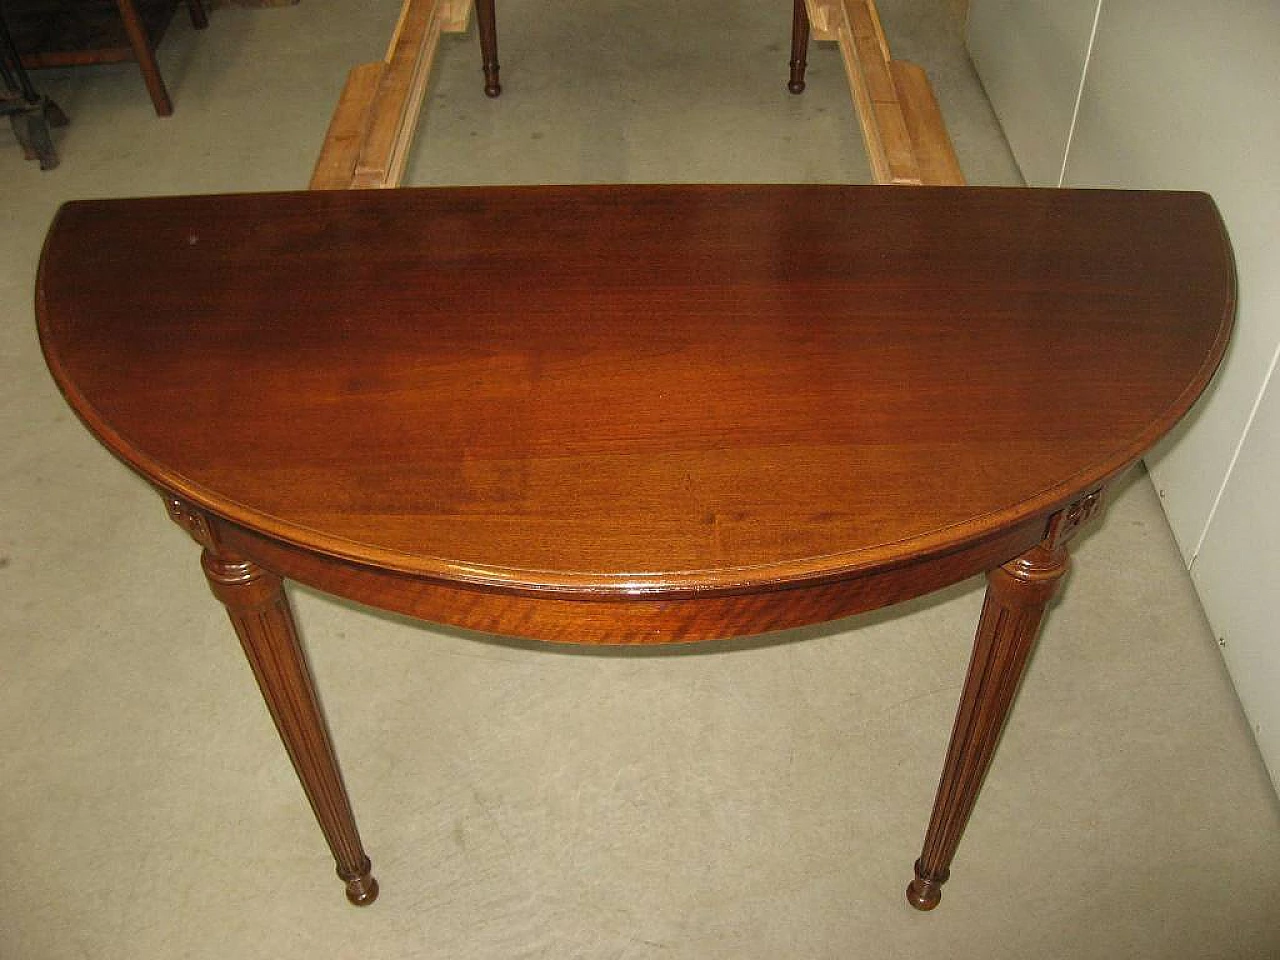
top-left (351, 0), bottom-right (446, 188)
top-left (803, 0), bottom-right (840, 42)
top-left (310, 0), bottom-right (450, 191)
top-left (836, 0), bottom-right (917, 184)
top-left (310, 0), bottom-right (964, 191)
top-left (892, 61), bottom-right (964, 186)
top-left (833, 0), bottom-right (964, 186)
top-left (440, 0), bottom-right (472, 33)
top-left (309, 63), bottom-right (385, 190)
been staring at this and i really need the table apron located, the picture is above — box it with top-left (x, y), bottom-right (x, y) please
top-left (211, 514), bottom-right (1054, 645)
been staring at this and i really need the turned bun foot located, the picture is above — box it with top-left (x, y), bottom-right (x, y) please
top-left (787, 79), bottom-right (806, 94)
top-left (342, 867), bottom-right (379, 906)
top-left (484, 82), bottom-right (502, 98)
top-left (905, 860), bottom-right (947, 911)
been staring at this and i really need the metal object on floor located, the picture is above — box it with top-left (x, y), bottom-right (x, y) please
top-left (0, 2), bottom-right (67, 170)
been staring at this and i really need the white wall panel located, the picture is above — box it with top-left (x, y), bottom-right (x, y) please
top-left (966, 0), bottom-right (1100, 185)
top-left (1193, 360), bottom-right (1280, 791)
top-left (967, 0), bottom-right (1280, 789)
top-left (1062, 0), bottom-right (1280, 566)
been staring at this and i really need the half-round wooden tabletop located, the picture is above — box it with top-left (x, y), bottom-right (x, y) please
top-left (38, 186), bottom-right (1233, 613)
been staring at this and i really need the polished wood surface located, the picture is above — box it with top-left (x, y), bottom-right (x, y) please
top-left (907, 496), bottom-right (1087, 909)
top-left (166, 496), bottom-right (378, 906)
top-left (37, 184), bottom-right (1234, 909)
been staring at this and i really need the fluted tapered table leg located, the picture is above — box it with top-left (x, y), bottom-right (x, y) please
top-left (166, 497), bottom-right (377, 906)
top-left (907, 493), bottom-right (1101, 910)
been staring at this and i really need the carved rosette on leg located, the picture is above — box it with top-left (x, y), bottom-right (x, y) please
top-left (165, 496), bottom-right (378, 906)
top-left (906, 490), bottom-right (1103, 910)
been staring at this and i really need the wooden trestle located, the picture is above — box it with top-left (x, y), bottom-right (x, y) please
top-left (310, 0), bottom-right (963, 190)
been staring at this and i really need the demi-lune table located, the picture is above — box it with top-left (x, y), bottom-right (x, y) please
top-left (37, 185), bottom-right (1234, 911)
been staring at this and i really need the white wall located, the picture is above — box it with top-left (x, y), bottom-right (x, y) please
top-left (968, 0), bottom-right (1280, 790)
top-left (966, 0), bottom-right (1101, 186)
top-left (1194, 364), bottom-right (1280, 786)
top-left (1062, 1), bottom-right (1280, 565)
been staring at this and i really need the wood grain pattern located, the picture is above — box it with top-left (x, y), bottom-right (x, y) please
top-left (352, 0), bottom-right (445, 188)
top-left (440, 0), bottom-right (471, 34)
top-left (211, 508), bottom-right (1054, 644)
top-left (892, 60), bottom-right (964, 186)
top-left (37, 185), bottom-right (1235, 907)
top-left (803, 0), bottom-right (840, 41)
top-left (308, 0), bottom-right (450, 191)
top-left (793, 0), bottom-right (963, 184)
top-left (906, 490), bottom-right (1099, 909)
top-left (308, 62), bottom-right (385, 191)
top-left (37, 186), bottom-right (1234, 600)
top-left (168, 496), bottom-right (379, 906)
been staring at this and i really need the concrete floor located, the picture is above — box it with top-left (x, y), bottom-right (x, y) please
top-left (2, 2), bottom-right (1278, 958)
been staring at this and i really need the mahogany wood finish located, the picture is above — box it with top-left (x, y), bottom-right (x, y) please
top-left (114, 0), bottom-right (172, 114)
top-left (166, 496), bottom-right (379, 905)
top-left (37, 185), bottom-right (1234, 910)
top-left (907, 492), bottom-right (1096, 909)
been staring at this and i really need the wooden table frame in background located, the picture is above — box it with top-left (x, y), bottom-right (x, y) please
top-left (308, 0), bottom-right (962, 190)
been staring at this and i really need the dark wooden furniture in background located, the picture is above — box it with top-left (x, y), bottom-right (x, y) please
top-left (1, 0), bottom-right (67, 167)
top-left (6, 0), bottom-right (207, 116)
top-left (470, 0), bottom-right (800, 100)
top-left (474, 0), bottom-right (497, 97)
top-left (37, 185), bottom-right (1234, 912)
top-left (789, 0), bottom-right (809, 93)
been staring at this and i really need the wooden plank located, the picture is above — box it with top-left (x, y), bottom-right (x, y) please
top-left (832, 0), bottom-right (964, 186)
top-left (870, 102), bottom-right (919, 184)
top-left (352, 0), bottom-right (446, 189)
top-left (441, 0), bottom-right (472, 33)
top-left (835, 3), bottom-right (920, 185)
top-left (853, 31), bottom-right (897, 102)
top-left (804, 0), bottom-right (840, 42)
top-left (892, 61), bottom-right (965, 185)
top-left (383, 4), bottom-right (446, 185)
top-left (309, 62), bottom-right (386, 191)
top-left (847, 0), bottom-right (891, 63)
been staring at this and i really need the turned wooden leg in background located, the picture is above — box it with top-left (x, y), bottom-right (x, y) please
top-left (475, 0), bottom-right (500, 97)
top-left (906, 492), bottom-right (1102, 910)
top-left (789, 0), bottom-right (810, 93)
top-left (114, 0), bottom-right (172, 116)
top-left (186, 0), bottom-right (209, 30)
top-left (165, 497), bottom-right (377, 906)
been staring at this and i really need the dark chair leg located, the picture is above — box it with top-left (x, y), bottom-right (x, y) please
top-left (114, 0), bottom-right (172, 116)
top-left (187, 0), bottom-right (209, 30)
top-left (789, 0), bottom-right (810, 94)
top-left (475, 0), bottom-right (500, 97)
